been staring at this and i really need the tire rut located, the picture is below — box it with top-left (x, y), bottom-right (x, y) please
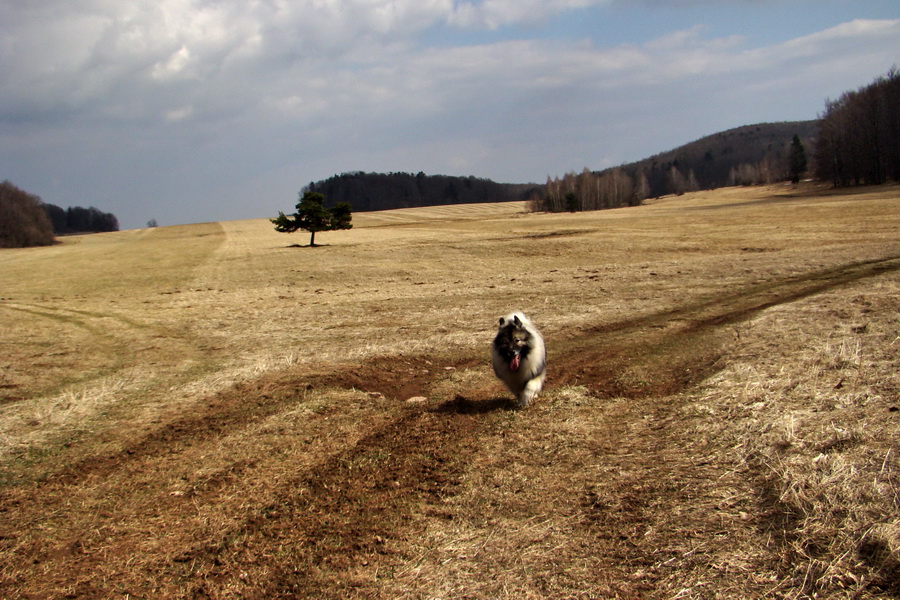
top-left (555, 254), bottom-right (900, 399)
top-left (222, 406), bottom-right (481, 599)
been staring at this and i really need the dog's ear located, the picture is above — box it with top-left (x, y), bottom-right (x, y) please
top-left (513, 315), bottom-right (522, 327)
top-left (498, 316), bottom-right (506, 326)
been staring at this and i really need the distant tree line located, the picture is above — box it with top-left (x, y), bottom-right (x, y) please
top-left (0, 180), bottom-right (55, 248)
top-left (0, 180), bottom-right (120, 249)
top-left (531, 121), bottom-right (817, 212)
top-left (725, 152), bottom-right (791, 186)
top-left (304, 171), bottom-right (537, 212)
top-left (532, 168), bottom-right (648, 212)
top-left (42, 203), bottom-right (119, 234)
top-left (815, 67), bottom-right (900, 187)
top-left (727, 134), bottom-right (808, 186)
top-left (629, 122), bottom-right (816, 196)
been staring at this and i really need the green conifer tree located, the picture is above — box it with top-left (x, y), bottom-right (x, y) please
top-left (789, 134), bottom-right (808, 184)
top-left (271, 191), bottom-right (353, 246)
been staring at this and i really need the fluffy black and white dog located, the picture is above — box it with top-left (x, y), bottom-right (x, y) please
top-left (491, 312), bottom-right (546, 407)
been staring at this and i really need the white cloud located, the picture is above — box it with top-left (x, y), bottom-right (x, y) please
top-left (164, 105), bottom-right (194, 122)
top-left (151, 46), bottom-right (193, 81)
top-left (775, 18), bottom-right (900, 60)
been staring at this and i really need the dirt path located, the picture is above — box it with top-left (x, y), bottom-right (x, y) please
top-left (1, 255), bottom-right (898, 599)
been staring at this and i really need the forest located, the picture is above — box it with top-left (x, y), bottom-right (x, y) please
top-left (0, 180), bottom-right (119, 248)
top-left (814, 67), bottom-right (900, 186)
top-left (42, 203), bottom-right (120, 235)
top-left (304, 171), bottom-right (539, 212)
top-left (531, 121), bottom-right (818, 212)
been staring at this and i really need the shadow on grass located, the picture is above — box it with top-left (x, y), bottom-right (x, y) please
top-left (434, 395), bottom-right (517, 414)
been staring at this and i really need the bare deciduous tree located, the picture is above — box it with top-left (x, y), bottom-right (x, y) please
top-left (815, 68), bottom-right (900, 187)
top-left (0, 181), bottom-right (55, 248)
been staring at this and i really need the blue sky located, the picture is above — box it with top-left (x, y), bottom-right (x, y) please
top-left (2, 0), bottom-right (898, 229)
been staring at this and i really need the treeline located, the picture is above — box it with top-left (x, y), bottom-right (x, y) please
top-left (726, 156), bottom-right (791, 186)
top-left (532, 121), bottom-right (818, 212)
top-left (624, 121), bottom-right (817, 197)
top-left (0, 180), bottom-right (120, 249)
top-left (0, 180), bottom-right (55, 248)
top-left (305, 171), bottom-right (537, 212)
top-left (532, 168), bottom-right (647, 212)
top-left (42, 204), bottom-right (119, 235)
top-left (728, 134), bottom-right (809, 186)
top-left (815, 67), bottom-right (900, 186)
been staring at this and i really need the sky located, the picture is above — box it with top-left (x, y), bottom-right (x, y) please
top-left (2, 1), bottom-right (899, 230)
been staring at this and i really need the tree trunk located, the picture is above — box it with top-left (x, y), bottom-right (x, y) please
top-left (309, 230), bottom-right (316, 246)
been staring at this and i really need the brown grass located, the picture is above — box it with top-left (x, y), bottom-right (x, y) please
top-left (1, 183), bottom-right (899, 598)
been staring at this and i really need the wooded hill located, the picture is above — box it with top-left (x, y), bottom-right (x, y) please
top-left (305, 171), bottom-right (539, 212)
top-left (534, 121), bottom-right (817, 212)
top-left (615, 120), bottom-right (818, 197)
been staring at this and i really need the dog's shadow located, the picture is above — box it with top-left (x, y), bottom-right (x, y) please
top-left (434, 395), bottom-right (517, 414)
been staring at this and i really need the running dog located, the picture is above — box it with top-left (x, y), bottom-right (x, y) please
top-left (491, 312), bottom-right (546, 407)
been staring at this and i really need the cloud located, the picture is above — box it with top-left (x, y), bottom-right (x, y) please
top-left (6, 2), bottom-right (892, 130)
top-left (776, 18), bottom-right (900, 59)
top-left (2, 1), bottom-right (899, 228)
top-left (447, 0), bottom-right (606, 30)
top-left (1, 0), bottom-right (456, 123)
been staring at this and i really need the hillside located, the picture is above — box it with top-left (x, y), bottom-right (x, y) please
top-left (1, 185), bottom-right (899, 598)
top-left (613, 120), bottom-right (818, 197)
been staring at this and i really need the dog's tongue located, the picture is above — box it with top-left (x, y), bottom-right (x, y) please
top-left (510, 354), bottom-right (521, 371)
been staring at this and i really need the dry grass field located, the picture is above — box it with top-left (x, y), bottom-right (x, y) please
top-left (1, 183), bottom-right (899, 599)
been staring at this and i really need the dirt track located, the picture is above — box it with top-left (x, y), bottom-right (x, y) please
top-left (3, 253), bottom-right (898, 599)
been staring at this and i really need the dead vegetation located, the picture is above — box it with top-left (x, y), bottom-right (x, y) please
top-left (0, 183), bottom-right (899, 599)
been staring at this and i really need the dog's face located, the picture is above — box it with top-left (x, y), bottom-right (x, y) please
top-left (495, 316), bottom-right (530, 371)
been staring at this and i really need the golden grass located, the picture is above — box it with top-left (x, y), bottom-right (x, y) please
top-left (696, 280), bottom-right (900, 597)
top-left (1, 182), bottom-right (899, 598)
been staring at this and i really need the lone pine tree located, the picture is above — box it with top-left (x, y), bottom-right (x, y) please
top-left (271, 191), bottom-right (352, 247)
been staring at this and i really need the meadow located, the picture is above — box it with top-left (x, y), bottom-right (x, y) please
top-left (1, 183), bottom-right (898, 598)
